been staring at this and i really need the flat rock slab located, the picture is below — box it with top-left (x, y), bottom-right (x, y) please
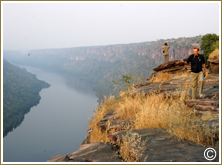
top-left (204, 77), bottom-right (219, 83)
top-left (68, 142), bottom-right (122, 162)
top-left (160, 78), bottom-right (190, 85)
top-left (195, 105), bottom-right (219, 112)
top-left (108, 128), bottom-right (219, 162)
top-left (203, 88), bottom-right (219, 99)
top-left (185, 99), bottom-right (219, 107)
top-left (203, 82), bottom-right (219, 89)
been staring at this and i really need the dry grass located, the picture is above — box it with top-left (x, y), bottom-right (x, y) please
top-left (112, 131), bottom-right (148, 162)
top-left (149, 72), bottom-right (172, 83)
top-left (209, 48), bottom-right (219, 59)
top-left (88, 86), bottom-right (217, 146)
top-left (149, 71), bottom-right (190, 83)
top-left (172, 72), bottom-right (190, 79)
top-left (88, 95), bottom-right (118, 143)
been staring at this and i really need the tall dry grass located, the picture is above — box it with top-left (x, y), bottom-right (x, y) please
top-left (112, 131), bottom-right (148, 162)
top-left (115, 90), bottom-right (216, 146)
top-left (149, 72), bottom-right (172, 83)
top-left (149, 71), bottom-right (189, 83)
top-left (88, 95), bottom-right (118, 143)
top-left (88, 86), bottom-right (217, 146)
top-left (209, 48), bottom-right (219, 59)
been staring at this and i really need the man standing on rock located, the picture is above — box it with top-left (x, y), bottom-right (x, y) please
top-left (180, 47), bottom-right (206, 99)
top-left (162, 43), bottom-right (170, 63)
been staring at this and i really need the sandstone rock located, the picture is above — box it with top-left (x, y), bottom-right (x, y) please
top-left (81, 135), bottom-right (90, 145)
top-left (194, 105), bottom-right (219, 112)
top-left (185, 99), bottom-right (219, 107)
top-left (153, 59), bottom-right (189, 71)
top-left (147, 66), bottom-right (190, 82)
top-left (208, 59), bottom-right (219, 64)
top-left (202, 87), bottom-right (219, 99)
top-left (47, 154), bottom-right (69, 162)
top-left (68, 142), bottom-right (122, 162)
top-left (98, 117), bottom-right (134, 133)
top-left (134, 82), bottom-right (151, 88)
top-left (99, 109), bottom-right (118, 122)
top-left (160, 78), bottom-right (190, 85)
top-left (108, 128), bottom-right (219, 162)
top-left (207, 59), bottom-right (219, 74)
top-left (204, 76), bottom-right (219, 83)
top-left (203, 82), bottom-right (219, 89)
top-left (129, 83), bottom-right (183, 96)
top-left (106, 118), bottom-right (135, 133)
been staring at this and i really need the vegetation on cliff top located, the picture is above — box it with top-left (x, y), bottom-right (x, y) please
top-left (200, 33), bottom-right (219, 60)
top-left (3, 59), bottom-right (50, 137)
top-left (88, 70), bottom-right (216, 146)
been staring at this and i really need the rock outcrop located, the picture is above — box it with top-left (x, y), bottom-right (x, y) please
top-left (207, 59), bottom-right (219, 74)
top-left (47, 59), bottom-right (219, 162)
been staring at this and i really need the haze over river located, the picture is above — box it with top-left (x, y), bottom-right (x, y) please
top-left (3, 65), bottom-right (98, 162)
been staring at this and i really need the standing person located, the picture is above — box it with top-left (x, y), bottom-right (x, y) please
top-left (180, 47), bottom-right (206, 99)
top-left (162, 43), bottom-right (170, 63)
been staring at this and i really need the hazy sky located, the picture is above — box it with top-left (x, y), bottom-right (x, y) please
top-left (2, 1), bottom-right (220, 50)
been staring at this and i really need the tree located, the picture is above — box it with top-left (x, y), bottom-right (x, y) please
top-left (200, 33), bottom-right (219, 60)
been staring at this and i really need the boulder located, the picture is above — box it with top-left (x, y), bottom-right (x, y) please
top-left (153, 59), bottom-right (189, 71)
top-left (207, 59), bottom-right (219, 74)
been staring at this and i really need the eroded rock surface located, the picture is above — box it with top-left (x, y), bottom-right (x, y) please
top-left (208, 59), bottom-right (219, 74)
top-left (108, 128), bottom-right (219, 162)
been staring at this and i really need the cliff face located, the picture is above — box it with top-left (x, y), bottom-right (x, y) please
top-left (4, 35), bottom-right (203, 102)
top-left (47, 59), bottom-right (219, 162)
top-left (27, 35), bottom-right (202, 65)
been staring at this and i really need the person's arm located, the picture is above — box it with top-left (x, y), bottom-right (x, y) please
top-left (203, 63), bottom-right (206, 77)
top-left (180, 58), bottom-right (188, 64)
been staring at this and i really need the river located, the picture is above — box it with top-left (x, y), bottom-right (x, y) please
top-left (3, 65), bottom-right (98, 162)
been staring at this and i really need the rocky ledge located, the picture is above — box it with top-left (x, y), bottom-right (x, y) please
top-left (48, 59), bottom-right (219, 162)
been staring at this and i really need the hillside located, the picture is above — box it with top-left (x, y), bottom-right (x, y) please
top-left (47, 59), bottom-right (219, 162)
top-left (3, 59), bottom-right (50, 137)
top-left (3, 35), bottom-right (202, 102)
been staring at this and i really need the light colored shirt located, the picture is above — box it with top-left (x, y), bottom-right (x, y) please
top-left (161, 45), bottom-right (170, 56)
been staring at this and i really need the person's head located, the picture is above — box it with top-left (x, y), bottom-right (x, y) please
top-left (193, 47), bottom-right (199, 56)
top-left (164, 43), bottom-right (167, 46)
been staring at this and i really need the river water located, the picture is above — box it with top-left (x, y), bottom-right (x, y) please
top-left (3, 65), bottom-right (98, 162)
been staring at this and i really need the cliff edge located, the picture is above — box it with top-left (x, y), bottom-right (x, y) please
top-left (48, 59), bottom-right (219, 162)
